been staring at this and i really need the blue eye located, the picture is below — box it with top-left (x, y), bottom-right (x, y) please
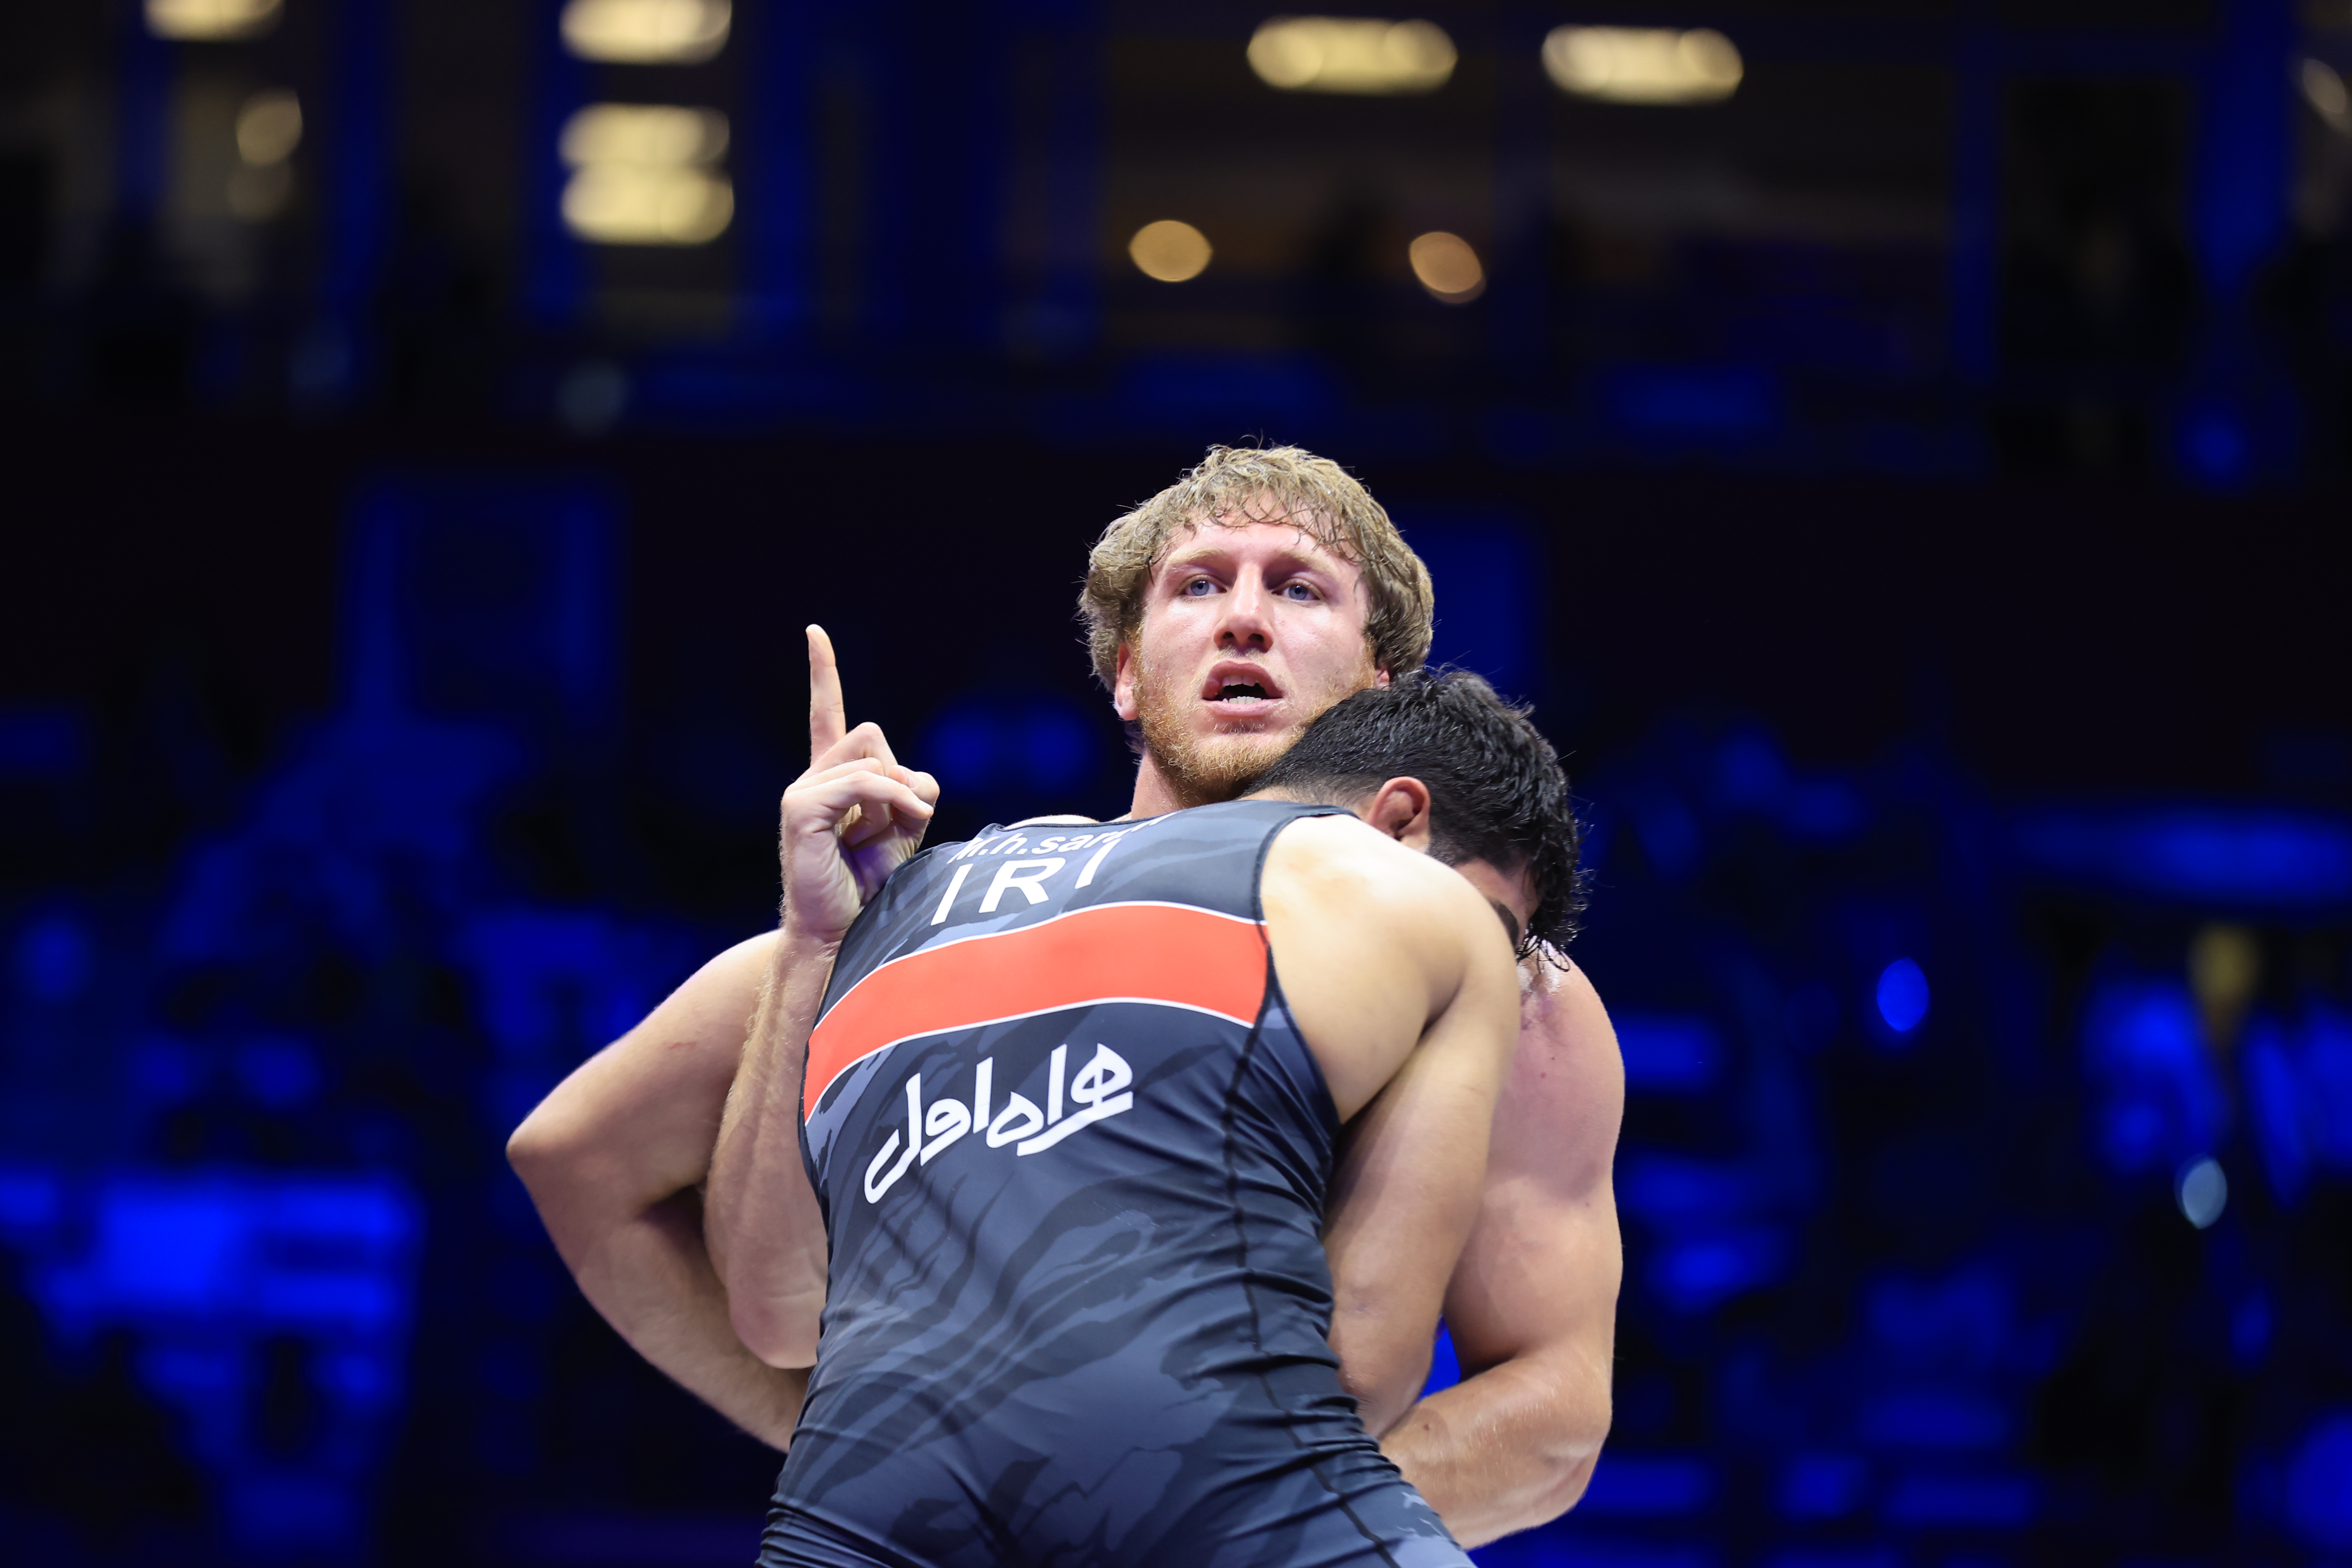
top-left (1181, 577), bottom-right (1215, 596)
top-left (1282, 581), bottom-right (1318, 600)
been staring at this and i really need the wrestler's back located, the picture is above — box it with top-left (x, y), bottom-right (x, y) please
top-left (764, 799), bottom-right (1467, 1568)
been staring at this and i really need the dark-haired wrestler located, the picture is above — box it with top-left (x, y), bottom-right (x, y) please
top-left (511, 447), bottom-right (1624, 1548)
top-left (749, 671), bottom-right (1569, 1566)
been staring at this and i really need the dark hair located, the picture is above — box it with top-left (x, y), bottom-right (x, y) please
top-left (1243, 668), bottom-right (1585, 959)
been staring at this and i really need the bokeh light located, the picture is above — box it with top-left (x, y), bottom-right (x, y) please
top-left (1542, 26), bottom-right (1743, 105)
top-left (560, 0), bottom-right (731, 65)
top-left (1247, 17), bottom-right (1456, 95)
top-left (561, 172), bottom-right (733, 247)
top-left (235, 90), bottom-right (303, 167)
top-left (1407, 231), bottom-right (1483, 302)
top-left (2302, 57), bottom-right (2352, 136)
top-left (2176, 1156), bottom-right (2227, 1229)
top-left (1128, 220), bottom-right (1212, 283)
top-left (1875, 957), bottom-right (1929, 1034)
top-left (559, 105), bottom-right (733, 246)
top-left (559, 104), bottom-right (729, 170)
top-left (145, 0), bottom-right (281, 41)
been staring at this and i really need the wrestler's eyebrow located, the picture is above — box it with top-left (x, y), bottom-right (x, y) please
top-left (1490, 900), bottom-right (1521, 948)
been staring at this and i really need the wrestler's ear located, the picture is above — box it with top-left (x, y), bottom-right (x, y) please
top-left (1112, 642), bottom-right (1140, 722)
top-left (1361, 777), bottom-right (1433, 852)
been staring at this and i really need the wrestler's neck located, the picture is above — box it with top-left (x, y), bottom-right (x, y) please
top-left (1004, 753), bottom-right (1224, 829)
top-left (1127, 750), bottom-right (1260, 820)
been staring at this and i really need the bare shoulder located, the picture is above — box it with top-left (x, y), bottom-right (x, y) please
top-left (1492, 958), bottom-right (1625, 1198)
top-left (1264, 812), bottom-right (1490, 929)
top-left (661, 928), bottom-right (779, 1042)
top-left (696, 927), bottom-right (781, 989)
top-left (514, 928), bottom-right (777, 1151)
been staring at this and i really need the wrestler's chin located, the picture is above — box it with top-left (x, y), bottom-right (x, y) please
top-left (1137, 691), bottom-right (1299, 802)
top-left (1191, 729), bottom-right (1293, 784)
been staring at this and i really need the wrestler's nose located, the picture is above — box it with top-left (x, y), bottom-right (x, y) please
top-left (1217, 571), bottom-right (1272, 653)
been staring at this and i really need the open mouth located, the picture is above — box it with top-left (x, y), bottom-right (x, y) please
top-left (1201, 663), bottom-right (1283, 706)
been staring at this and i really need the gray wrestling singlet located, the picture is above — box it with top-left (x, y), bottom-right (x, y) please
top-left (762, 799), bottom-right (1470, 1568)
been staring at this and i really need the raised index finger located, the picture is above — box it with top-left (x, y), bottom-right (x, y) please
top-left (807, 624), bottom-right (846, 764)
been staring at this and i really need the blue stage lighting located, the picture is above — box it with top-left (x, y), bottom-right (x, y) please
top-left (14, 912), bottom-right (94, 1003)
top-left (2180, 405), bottom-right (2252, 488)
top-left (1777, 1452), bottom-right (1867, 1520)
top-left (1577, 1454), bottom-right (1716, 1517)
top-left (1880, 1470), bottom-right (2036, 1526)
top-left (2232, 1292), bottom-right (2274, 1366)
top-left (923, 708), bottom-right (1000, 792)
top-left (1604, 362), bottom-right (1779, 438)
top-left (2015, 808), bottom-right (2352, 908)
top-left (235, 1038), bottom-right (323, 1109)
top-left (1650, 1229), bottom-right (1786, 1314)
top-left (0, 705), bottom-right (90, 779)
top-left (1615, 1014), bottom-right (1722, 1093)
top-left (922, 699), bottom-right (1096, 797)
top-left (1877, 957), bottom-right (1928, 1034)
top-left (2289, 1414), bottom-right (2352, 1550)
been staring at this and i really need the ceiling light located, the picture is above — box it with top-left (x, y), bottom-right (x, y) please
top-left (1248, 17), bottom-right (1456, 95)
top-left (1543, 26), bottom-right (1742, 105)
top-left (561, 104), bottom-right (729, 169)
top-left (236, 89), bottom-right (302, 166)
top-left (1129, 220), bottom-right (1213, 283)
top-left (561, 104), bottom-right (733, 245)
top-left (1408, 231), bottom-right (1483, 302)
top-left (561, 0), bottom-right (731, 65)
top-left (563, 169), bottom-right (732, 245)
top-left (146, 0), bottom-right (281, 41)
top-left (2302, 58), bottom-right (2352, 134)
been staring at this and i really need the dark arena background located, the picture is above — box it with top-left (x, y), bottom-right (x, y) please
top-left (4, 1), bottom-right (2352, 1564)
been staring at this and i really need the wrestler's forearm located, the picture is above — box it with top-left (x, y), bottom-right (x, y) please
top-left (570, 1187), bottom-right (808, 1447)
top-left (705, 925), bottom-right (836, 1365)
top-left (1379, 1351), bottom-right (1609, 1547)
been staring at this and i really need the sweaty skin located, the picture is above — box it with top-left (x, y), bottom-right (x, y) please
top-left (510, 516), bottom-right (1625, 1542)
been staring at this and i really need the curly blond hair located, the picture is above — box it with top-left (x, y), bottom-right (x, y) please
top-left (1078, 446), bottom-right (1435, 690)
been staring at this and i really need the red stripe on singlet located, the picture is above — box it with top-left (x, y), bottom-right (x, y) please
top-left (803, 902), bottom-right (1268, 1119)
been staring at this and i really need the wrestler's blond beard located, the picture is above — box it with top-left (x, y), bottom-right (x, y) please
top-left (1132, 652), bottom-right (1348, 809)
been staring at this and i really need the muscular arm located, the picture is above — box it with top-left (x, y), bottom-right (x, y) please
top-left (1379, 960), bottom-right (1625, 1547)
top-left (509, 630), bottom-right (931, 1439)
top-left (506, 933), bottom-right (808, 1448)
top-left (705, 926), bottom-right (835, 1368)
top-left (1266, 818), bottom-right (1525, 1439)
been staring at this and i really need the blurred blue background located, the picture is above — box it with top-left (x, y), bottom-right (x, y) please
top-left (3, 1), bottom-right (2352, 1563)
